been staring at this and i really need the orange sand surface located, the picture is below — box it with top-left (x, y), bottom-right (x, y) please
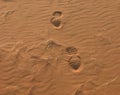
top-left (0, 0), bottom-right (120, 95)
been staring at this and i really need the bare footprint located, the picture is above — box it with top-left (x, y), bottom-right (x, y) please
top-left (51, 11), bottom-right (63, 29)
top-left (68, 56), bottom-right (81, 70)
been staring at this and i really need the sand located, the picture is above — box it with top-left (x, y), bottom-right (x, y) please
top-left (0, 0), bottom-right (120, 95)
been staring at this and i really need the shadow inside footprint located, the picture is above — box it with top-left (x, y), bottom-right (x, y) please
top-left (69, 56), bottom-right (81, 70)
top-left (65, 46), bottom-right (78, 54)
top-left (51, 17), bottom-right (61, 28)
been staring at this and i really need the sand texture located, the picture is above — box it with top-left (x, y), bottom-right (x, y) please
top-left (0, 0), bottom-right (120, 95)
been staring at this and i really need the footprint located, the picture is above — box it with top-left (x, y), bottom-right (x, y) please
top-left (46, 40), bottom-right (61, 49)
top-left (65, 46), bottom-right (78, 54)
top-left (51, 11), bottom-right (63, 29)
top-left (52, 11), bottom-right (62, 17)
top-left (68, 56), bottom-right (81, 70)
top-left (51, 17), bottom-right (62, 28)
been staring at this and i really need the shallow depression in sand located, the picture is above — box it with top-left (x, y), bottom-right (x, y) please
top-left (0, 0), bottom-right (120, 95)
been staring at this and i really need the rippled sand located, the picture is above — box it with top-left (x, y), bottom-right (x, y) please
top-left (0, 0), bottom-right (120, 95)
